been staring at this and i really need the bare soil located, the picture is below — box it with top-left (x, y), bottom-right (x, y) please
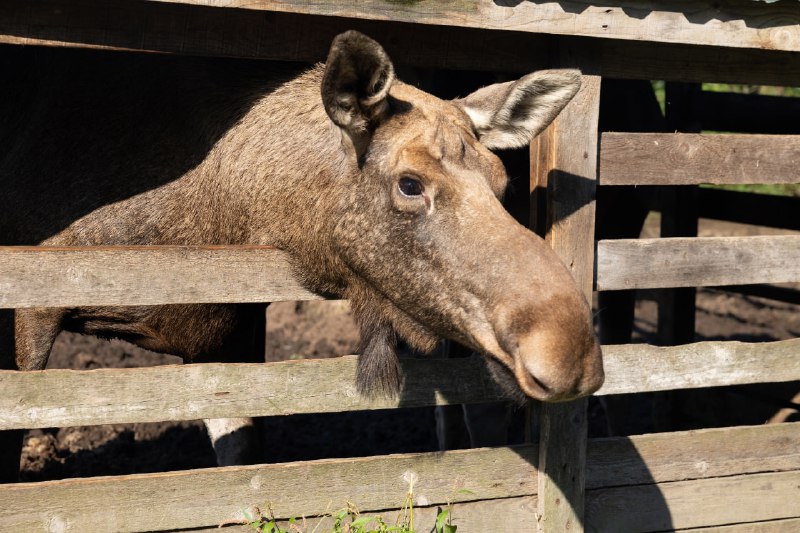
top-left (19, 218), bottom-right (800, 482)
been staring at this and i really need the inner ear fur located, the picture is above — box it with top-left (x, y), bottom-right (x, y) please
top-left (321, 30), bottom-right (396, 137)
top-left (456, 69), bottom-right (582, 150)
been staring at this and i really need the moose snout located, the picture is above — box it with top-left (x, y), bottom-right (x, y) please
top-left (490, 294), bottom-right (605, 402)
top-left (514, 330), bottom-right (604, 402)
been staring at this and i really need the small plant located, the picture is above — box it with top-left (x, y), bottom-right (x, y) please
top-left (237, 477), bottom-right (468, 533)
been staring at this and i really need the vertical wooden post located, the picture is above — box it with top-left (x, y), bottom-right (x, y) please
top-left (530, 71), bottom-right (601, 532)
top-left (658, 82), bottom-right (700, 348)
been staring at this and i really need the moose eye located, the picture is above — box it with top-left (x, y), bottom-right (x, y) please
top-left (398, 176), bottom-right (424, 197)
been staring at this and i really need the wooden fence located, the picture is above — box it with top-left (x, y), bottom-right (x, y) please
top-left (1, 1), bottom-right (800, 532)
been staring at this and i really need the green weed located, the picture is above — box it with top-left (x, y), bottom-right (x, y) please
top-left (239, 476), bottom-right (468, 533)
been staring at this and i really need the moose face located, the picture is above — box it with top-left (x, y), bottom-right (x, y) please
top-left (321, 31), bottom-right (603, 402)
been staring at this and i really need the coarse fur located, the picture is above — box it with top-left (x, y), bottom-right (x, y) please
top-left (0, 32), bottom-right (603, 480)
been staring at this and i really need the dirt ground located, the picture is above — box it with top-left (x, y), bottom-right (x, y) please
top-left (19, 217), bottom-right (800, 482)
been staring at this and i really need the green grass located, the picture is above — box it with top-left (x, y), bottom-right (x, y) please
top-left (241, 476), bottom-right (467, 533)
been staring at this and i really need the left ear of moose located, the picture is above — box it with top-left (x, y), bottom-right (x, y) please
top-left (456, 69), bottom-right (582, 150)
top-left (321, 31), bottom-right (396, 138)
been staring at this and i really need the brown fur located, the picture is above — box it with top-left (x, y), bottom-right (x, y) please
top-left (1, 33), bottom-right (602, 407)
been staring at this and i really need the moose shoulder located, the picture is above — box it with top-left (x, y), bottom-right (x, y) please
top-left (0, 31), bottom-right (603, 478)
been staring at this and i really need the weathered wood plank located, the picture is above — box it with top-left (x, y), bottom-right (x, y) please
top-left (144, 0), bottom-right (800, 53)
top-left (0, 355), bottom-right (504, 430)
top-left (604, 130), bottom-right (800, 184)
top-left (188, 496), bottom-right (539, 533)
top-left (598, 338), bottom-right (800, 396)
top-left (0, 447), bottom-right (539, 532)
top-left (595, 236), bottom-right (800, 290)
top-left (586, 470), bottom-right (800, 532)
top-left (2, 340), bottom-right (797, 430)
top-left (0, 0), bottom-right (553, 72)
top-left (4, 2), bottom-right (800, 87)
top-left (587, 422), bottom-right (800, 489)
top-left (679, 518), bottom-right (800, 533)
top-left (2, 424), bottom-right (798, 532)
top-left (599, 133), bottom-right (800, 186)
top-left (532, 70), bottom-right (601, 532)
top-left (0, 246), bottom-right (320, 307)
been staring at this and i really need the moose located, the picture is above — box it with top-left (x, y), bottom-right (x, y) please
top-left (0, 31), bottom-right (603, 481)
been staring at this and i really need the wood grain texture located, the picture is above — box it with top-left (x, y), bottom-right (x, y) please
top-left (587, 422), bottom-right (800, 489)
top-left (595, 235), bottom-right (800, 290)
top-left (190, 496), bottom-right (539, 533)
top-left (4, 2), bottom-right (800, 86)
top-left (0, 355), bottom-right (505, 430)
top-left (143, 0), bottom-right (800, 53)
top-left (533, 72), bottom-right (602, 533)
top-left (0, 447), bottom-right (538, 532)
top-left (1, 339), bottom-right (796, 430)
top-left (0, 246), bottom-right (320, 307)
top-left (1, 424), bottom-right (797, 532)
top-left (679, 518), bottom-right (800, 533)
top-left (599, 133), bottom-right (800, 186)
top-left (598, 338), bottom-right (800, 396)
top-left (586, 470), bottom-right (800, 532)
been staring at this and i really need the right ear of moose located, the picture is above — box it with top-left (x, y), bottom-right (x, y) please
top-left (321, 31), bottom-right (396, 138)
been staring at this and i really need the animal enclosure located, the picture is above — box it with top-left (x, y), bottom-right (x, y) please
top-left (2, 1), bottom-right (800, 532)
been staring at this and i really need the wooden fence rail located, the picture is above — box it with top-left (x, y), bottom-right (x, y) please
top-left (17, 0), bottom-right (800, 53)
top-left (1, 339), bottom-right (798, 430)
top-left (0, 246), bottom-right (318, 308)
top-left (596, 236), bottom-right (800, 291)
top-left (1, 423), bottom-right (797, 532)
top-left (599, 133), bottom-right (800, 186)
top-left (4, 1), bottom-right (800, 87)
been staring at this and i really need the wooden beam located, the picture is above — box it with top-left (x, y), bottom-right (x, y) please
top-left (1, 339), bottom-right (797, 430)
top-left (144, 0), bottom-right (800, 53)
top-left (532, 69), bottom-right (601, 532)
top-left (0, 446), bottom-right (539, 532)
top-left (0, 246), bottom-right (320, 308)
top-left (2, 424), bottom-right (797, 531)
top-left (599, 133), bottom-right (800, 186)
top-left (586, 422), bottom-right (800, 489)
top-left (192, 496), bottom-right (540, 533)
top-left (0, 355), bottom-right (504, 430)
top-left (4, 2), bottom-right (800, 86)
top-left (595, 236), bottom-right (800, 290)
top-left (679, 518), bottom-right (800, 533)
top-left (598, 338), bottom-right (800, 396)
top-left (586, 470), bottom-right (800, 531)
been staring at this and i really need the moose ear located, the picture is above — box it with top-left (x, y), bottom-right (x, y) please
top-left (456, 69), bottom-right (581, 150)
top-left (321, 31), bottom-right (395, 137)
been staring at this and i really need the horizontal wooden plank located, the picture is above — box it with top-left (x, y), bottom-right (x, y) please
top-left (679, 518), bottom-right (800, 533)
top-left (4, 1), bottom-right (800, 86)
top-left (0, 355), bottom-right (505, 430)
top-left (2, 339), bottom-right (799, 430)
top-left (596, 236), bottom-right (800, 290)
top-left (586, 470), bottom-right (800, 532)
top-left (599, 338), bottom-right (800, 396)
top-left (0, 447), bottom-right (538, 532)
top-left (2, 424), bottom-right (797, 531)
top-left (599, 133), bottom-right (800, 186)
top-left (145, 0), bottom-right (800, 53)
top-left (0, 246), bottom-right (320, 308)
top-left (189, 496), bottom-right (539, 533)
top-left (587, 422), bottom-right (800, 489)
